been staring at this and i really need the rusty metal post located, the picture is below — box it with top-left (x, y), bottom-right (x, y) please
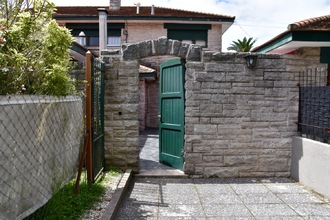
top-left (86, 51), bottom-right (93, 183)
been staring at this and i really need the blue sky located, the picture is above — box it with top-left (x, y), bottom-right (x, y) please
top-left (52, 0), bottom-right (330, 51)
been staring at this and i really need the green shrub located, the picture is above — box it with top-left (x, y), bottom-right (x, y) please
top-left (0, 0), bottom-right (75, 96)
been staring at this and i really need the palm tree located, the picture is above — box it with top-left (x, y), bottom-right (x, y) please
top-left (227, 37), bottom-right (257, 52)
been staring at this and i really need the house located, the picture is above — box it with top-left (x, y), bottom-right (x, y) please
top-left (53, 0), bottom-right (235, 131)
top-left (252, 15), bottom-right (330, 83)
top-left (53, 0), bottom-right (235, 55)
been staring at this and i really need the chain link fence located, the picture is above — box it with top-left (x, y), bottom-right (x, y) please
top-left (0, 95), bottom-right (83, 220)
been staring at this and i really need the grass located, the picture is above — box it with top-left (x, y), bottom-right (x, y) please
top-left (25, 167), bottom-right (121, 220)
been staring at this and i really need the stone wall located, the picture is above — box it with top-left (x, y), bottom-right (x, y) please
top-left (101, 37), bottom-right (325, 176)
top-left (184, 53), bottom-right (310, 178)
top-left (146, 80), bottom-right (159, 128)
top-left (139, 78), bottom-right (147, 131)
top-left (0, 95), bottom-right (82, 219)
top-left (102, 51), bottom-right (140, 170)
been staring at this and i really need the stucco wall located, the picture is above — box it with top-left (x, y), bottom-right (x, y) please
top-left (0, 95), bottom-right (82, 220)
top-left (291, 137), bottom-right (330, 198)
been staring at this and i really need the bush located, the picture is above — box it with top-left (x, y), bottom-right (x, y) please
top-left (0, 0), bottom-right (75, 96)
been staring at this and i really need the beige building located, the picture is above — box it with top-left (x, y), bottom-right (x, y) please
top-left (53, 0), bottom-right (235, 55)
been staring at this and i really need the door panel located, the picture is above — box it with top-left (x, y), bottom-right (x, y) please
top-left (159, 58), bottom-right (185, 170)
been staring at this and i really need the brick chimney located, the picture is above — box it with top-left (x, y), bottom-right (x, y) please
top-left (109, 0), bottom-right (121, 10)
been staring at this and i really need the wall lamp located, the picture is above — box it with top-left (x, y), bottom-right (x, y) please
top-left (244, 52), bottom-right (258, 69)
top-left (78, 31), bottom-right (86, 46)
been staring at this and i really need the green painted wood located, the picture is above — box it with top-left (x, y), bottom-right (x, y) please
top-left (159, 58), bottom-right (185, 170)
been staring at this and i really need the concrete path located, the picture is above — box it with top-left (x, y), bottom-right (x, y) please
top-left (115, 177), bottom-right (330, 219)
top-left (118, 129), bottom-right (330, 219)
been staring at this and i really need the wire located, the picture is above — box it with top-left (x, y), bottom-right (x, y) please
top-left (234, 21), bottom-right (251, 37)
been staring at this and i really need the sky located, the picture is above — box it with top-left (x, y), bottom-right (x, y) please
top-left (51, 0), bottom-right (330, 51)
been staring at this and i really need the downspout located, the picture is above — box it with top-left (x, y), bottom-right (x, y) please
top-left (98, 8), bottom-right (108, 55)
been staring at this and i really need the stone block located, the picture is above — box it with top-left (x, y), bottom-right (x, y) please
top-left (185, 153), bottom-right (203, 164)
top-left (178, 43), bottom-right (190, 58)
top-left (204, 167), bottom-right (239, 178)
top-left (167, 39), bottom-right (182, 56)
top-left (195, 71), bottom-right (226, 82)
top-left (153, 37), bottom-right (168, 55)
top-left (138, 40), bottom-right (153, 58)
top-left (258, 58), bottom-right (286, 69)
top-left (193, 124), bottom-right (217, 135)
top-left (258, 158), bottom-right (289, 172)
top-left (205, 63), bottom-right (244, 72)
top-left (186, 44), bottom-right (202, 61)
top-left (203, 155), bottom-right (223, 163)
top-left (122, 43), bottom-right (139, 60)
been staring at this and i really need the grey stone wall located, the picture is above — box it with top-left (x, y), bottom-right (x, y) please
top-left (0, 95), bottom-right (83, 220)
top-left (101, 37), bottom-right (325, 177)
top-left (184, 51), bottom-right (324, 177)
top-left (102, 51), bottom-right (140, 171)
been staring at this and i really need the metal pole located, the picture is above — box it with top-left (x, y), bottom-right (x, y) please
top-left (86, 51), bottom-right (93, 183)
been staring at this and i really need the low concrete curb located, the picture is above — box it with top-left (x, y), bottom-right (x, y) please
top-left (101, 169), bottom-right (133, 220)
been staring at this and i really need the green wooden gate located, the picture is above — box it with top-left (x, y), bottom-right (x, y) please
top-left (159, 58), bottom-right (185, 170)
top-left (91, 56), bottom-right (105, 180)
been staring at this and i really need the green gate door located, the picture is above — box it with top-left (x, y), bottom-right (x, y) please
top-left (159, 58), bottom-right (185, 170)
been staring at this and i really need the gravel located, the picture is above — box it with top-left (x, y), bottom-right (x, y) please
top-left (81, 172), bottom-right (123, 220)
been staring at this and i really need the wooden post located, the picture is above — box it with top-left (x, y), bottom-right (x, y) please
top-left (86, 51), bottom-right (93, 183)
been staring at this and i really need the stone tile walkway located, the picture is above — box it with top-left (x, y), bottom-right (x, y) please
top-left (139, 128), bottom-right (184, 176)
top-left (130, 129), bottom-right (330, 219)
top-left (116, 177), bottom-right (330, 219)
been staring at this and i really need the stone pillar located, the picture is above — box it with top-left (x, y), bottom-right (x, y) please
top-left (98, 8), bottom-right (108, 54)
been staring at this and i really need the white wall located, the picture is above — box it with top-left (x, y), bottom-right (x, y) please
top-left (291, 137), bottom-right (330, 198)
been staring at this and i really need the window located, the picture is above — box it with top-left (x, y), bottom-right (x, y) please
top-left (165, 23), bottom-right (211, 48)
top-left (107, 36), bottom-right (121, 47)
top-left (181, 40), bottom-right (207, 47)
top-left (65, 23), bottom-right (125, 47)
top-left (87, 37), bottom-right (99, 46)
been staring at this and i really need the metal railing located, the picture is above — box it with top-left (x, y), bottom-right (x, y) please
top-left (298, 67), bottom-right (330, 142)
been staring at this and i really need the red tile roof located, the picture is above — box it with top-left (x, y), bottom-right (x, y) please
top-left (288, 15), bottom-right (330, 30)
top-left (252, 14), bottom-right (330, 52)
top-left (54, 6), bottom-right (234, 21)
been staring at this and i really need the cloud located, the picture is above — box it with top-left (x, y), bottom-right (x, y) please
top-left (52, 0), bottom-right (330, 51)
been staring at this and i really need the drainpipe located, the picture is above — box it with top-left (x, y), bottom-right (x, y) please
top-left (98, 8), bottom-right (108, 56)
top-left (151, 5), bottom-right (154, 15)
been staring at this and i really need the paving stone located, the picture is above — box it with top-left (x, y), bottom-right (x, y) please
top-left (266, 184), bottom-right (309, 194)
top-left (238, 193), bottom-right (283, 204)
top-left (276, 193), bottom-right (325, 204)
top-left (203, 204), bottom-right (253, 217)
top-left (254, 216), bottom-right (304, 220)
top-left (290, 203), bottom-right (330, 217)
top-left (246, 204), bottom-right (299, 217)
top-left (200, 193), bottom-right (243, 204)
top-left (195, 184), bottom-right (235, 195)
top-left (230, 184), bottom-right (271, 194)
top-left (158, 204), bottom-right (205, 217)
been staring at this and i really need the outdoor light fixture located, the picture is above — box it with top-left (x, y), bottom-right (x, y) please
top-left (78, 31), bottom-right (86, 46)
top-left (244, 52), bottom-right (258, 69)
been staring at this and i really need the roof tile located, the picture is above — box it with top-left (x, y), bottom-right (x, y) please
top-left (54, 6), bottom-right (234, 20)
top-left (288, 15), bottom-right (330, 30)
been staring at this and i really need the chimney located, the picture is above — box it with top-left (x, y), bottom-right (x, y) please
top-left (135, 2), bottom-right (141, 14)
top-left (98, 8), bottom-right (108, 54)
top-left (109, 0), bottom-right (121, 10)
top-left (151, 5), bottom-right (154, 15)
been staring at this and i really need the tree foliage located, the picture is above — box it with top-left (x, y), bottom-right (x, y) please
top-left (227, 37), bottom-right (257, 52)
top-left (0, 0), bottom-right (75, 96)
